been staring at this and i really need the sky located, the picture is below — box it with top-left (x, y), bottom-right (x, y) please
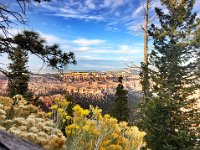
top-left (0, 0), bottom-right (200, 72)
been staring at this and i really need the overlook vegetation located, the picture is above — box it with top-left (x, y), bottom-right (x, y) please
top-left (0, 95), bottom-right (146, 150)
top-left (0, 0), bottom-right (199, 150)
top-left (139, 0), bottom-right (200, 149)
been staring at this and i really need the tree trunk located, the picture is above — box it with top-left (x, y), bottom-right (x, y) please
top-left (144, 0), bottom-right (149, 64)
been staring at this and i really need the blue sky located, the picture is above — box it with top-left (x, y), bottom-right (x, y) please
top-left (1, 0), bottom-right (200, 72)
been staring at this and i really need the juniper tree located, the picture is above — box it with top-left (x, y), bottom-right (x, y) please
top-left (139, 0), bottom-right (200, 149)
top-left (110, 77), bottom-right (130, 122)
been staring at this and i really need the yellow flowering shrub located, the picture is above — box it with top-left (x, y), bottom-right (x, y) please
top-left (48, 98), bottom-right (71, 129)
top-left (48, 98), bottom-right (146, 150)
top-left (0, 95), bottom-right (66, 149)
top-left (0, 96), bottom-right (146, 150)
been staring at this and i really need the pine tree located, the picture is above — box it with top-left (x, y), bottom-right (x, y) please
top-left (110, 77), bottom-right (130, 122)
top-left (194, 28), bottom-right (200, 80)
top-left (139, 0), bottom-right (200, 149)
top-left (140, 62), bottom-right (150, 103)
top-left (8, 47), bottom-right (30, 97)
top-left (4, 30), bottom-right (76, 99)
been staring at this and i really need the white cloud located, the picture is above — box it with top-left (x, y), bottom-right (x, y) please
top-left (34, 0), bottom-right (172, 35)
top-left (84, 64), bottom-right (120, 69)
top-left (74, 42), bottom-right (143, 55)
top-left (38, 32), bottom-right (74, 52)
top-left (85, 0), bottom-right (96, 9)
top-left (101, 0), bottom-right (125, 9)
top-left (0, 28), bottom-right (23, 37)
top-left (112, 0), bottom-right (125, 9)
top-left (73, 38), bottom-right (105, 46)
top-left (38, 32), bottom-right (76, 53)
top-left (78, 55), bottom-right (131, 61)
top-left (35, 0), bottom-right (132, 27)
top-left (78, 56), bottom-right (106, 60)
top-left (40, 32), bottom-right (63, 43)
top-left (38, 1), bottom-right (104, 21)
top-left (120, 56), bottom-right (142, 62)
top-left (132, 4), bottom-right (144, 17)
top-left (90, 44), bottom-right (142, 54)
top-left (197, 13), bottom-right (200, 18)
top-left (77, 55), bottom-right (134, 62)
top-left (100, 0), bottom-right (113, 8)
top-left (2, 28), bottom-right (143, 70)
top-left (75, 47), bottom-right (91, 52)
top-left (119, 44), bottom-right (130, 50)
top-left (56, 13), bottom-right (104, 21)
top-left (194, 0), bottom-right (200, 11)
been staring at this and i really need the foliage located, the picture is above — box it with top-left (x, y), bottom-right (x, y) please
top-left (1, 30), bottom-right (76, 99)
top-left (48, 97), bottom-right (146, 150)
top-left (110, 77), bottom-right (130, 122)
top-left (7, 46), bottom-right (44, 103)
top-left (193, 28), bottom-right (200, 86)
top-left (65, 91), bottom-right (114, 115)
top-left (139, 0), bottom-right (200, 149)
top-left (0, 95), bottom-right (146, 149)
top-left (0, 95), bottom-right (38, 119)
top-left (13, 30), bottom-right (76, 71)
top-left (8, 114), bottom-right (66, 150)
top-left (7, 47), bottom-right (30, 97)
top-left (139, 62), bottom-right (150, 103)
top-left (49, 98), bottom-right (71, 131)
top-left (0, 95), bottom-right (66, 149)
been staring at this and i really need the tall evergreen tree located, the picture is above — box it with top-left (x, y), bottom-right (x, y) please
top-left (8, 47), bottom-right (29, 97)
top-left (194, 28), bottom-right (200, 81)
top-left (140, 62), bottom-right (150, 103)
top-left (110, 77), bottom-right (130, 122)
top-left (139, 0), bottom-right (200, 149)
